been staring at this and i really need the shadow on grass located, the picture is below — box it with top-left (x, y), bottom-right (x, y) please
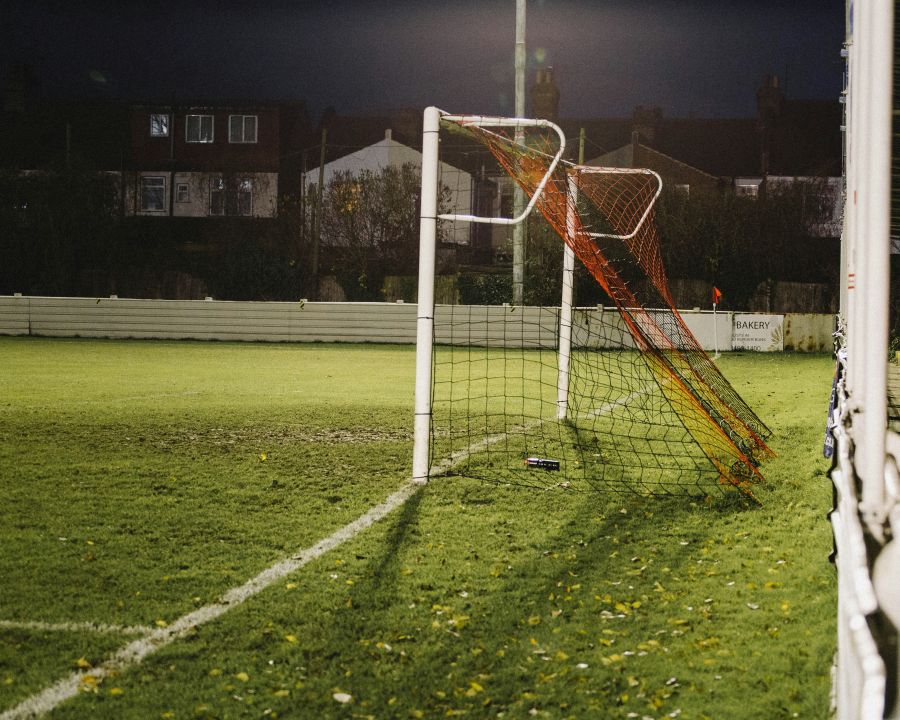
top-left (296, 480), bottom-right (768, 716)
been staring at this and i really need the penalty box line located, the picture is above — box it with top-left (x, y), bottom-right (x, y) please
top-left (0, 481), bottom-right (421, 720)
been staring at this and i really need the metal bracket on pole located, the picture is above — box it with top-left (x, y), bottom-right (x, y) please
top-left (573, 166), bottom-right (663, 241)
top-left (436, 112), bottom-right (566, 226)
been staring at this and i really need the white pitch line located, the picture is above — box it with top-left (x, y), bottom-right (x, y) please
top-left (0, 621), bottom-right (152, 637)
top-left (429, 423), bottom-right (532, 476)
top-left (0, 480), bottom-right (421, 720)
top-left (580, 387), bottom-right (650, 418)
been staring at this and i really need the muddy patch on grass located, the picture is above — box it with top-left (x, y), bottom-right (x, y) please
top-left (144, 426), bottom-right (412, 449)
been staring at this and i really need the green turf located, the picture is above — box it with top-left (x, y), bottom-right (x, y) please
top-left (0, 338), bottom-right (836, 718)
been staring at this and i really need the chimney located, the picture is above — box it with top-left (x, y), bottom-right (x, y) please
top-left (756, 74), bottom-right (784, 125)
top-left (631, 106), bottom-right (663, 145)
top-left (385, 128), bottom-right (392, 141)
top-left (756, 75), bottom-right (784, 175)
top-left (4, 63), bottom-right (40, 113)
top-left (530, 67), bottom-right (560, 122)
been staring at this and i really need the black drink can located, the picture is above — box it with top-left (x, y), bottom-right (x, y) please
top-left (524, 457), bottom-right (561, 471)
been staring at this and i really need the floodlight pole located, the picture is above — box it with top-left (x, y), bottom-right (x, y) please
top-left (412, 106), bottom-right (441, 484)
top-left (512, 0), bottom-right (527, 304)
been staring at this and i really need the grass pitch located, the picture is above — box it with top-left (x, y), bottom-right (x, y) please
top-left (0, 337), bottom-right (836, 719)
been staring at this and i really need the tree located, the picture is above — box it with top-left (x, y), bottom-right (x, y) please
top-left (205, 194), bottom-right (314, 301)
top-left (504, 178), bottom-right (834, 311)
top-left (0, 166), bottom-right (120, 296)
top-left (654, 179), bottom-right (834, 309)
top-left (316, 162), bottom-right (450, 300)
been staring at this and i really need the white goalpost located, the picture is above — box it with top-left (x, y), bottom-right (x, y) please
top-left (412, 107), bottom-right (567, 483)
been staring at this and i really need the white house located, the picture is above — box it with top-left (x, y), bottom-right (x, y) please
top-left (311, 130), bottom-right (473, 245)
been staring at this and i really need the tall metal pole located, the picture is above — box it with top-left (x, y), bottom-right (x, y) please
top-left (512, 0), bottom-right (526, 304)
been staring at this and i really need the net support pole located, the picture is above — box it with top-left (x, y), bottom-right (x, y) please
top-left (557, 176), bottom-right (577, 420)
top-left (512, 0), bottom-right (527, 304)
top-left (412, 106), bottom-right (441, 484)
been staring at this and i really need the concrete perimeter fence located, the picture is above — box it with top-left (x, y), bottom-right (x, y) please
top-left (0, 295), bottom-right (835, 352)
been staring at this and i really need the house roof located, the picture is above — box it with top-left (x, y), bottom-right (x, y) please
top-left (313, 132), bottom-right (424, 183)
top-left (561, 99), bottom-right (840, 178)
top-left (763, 99), bottom-right (843, 176)
top-left (315, 112), bottom-right (422, 166)
top-left (650, 118), bottom-right (760, 177)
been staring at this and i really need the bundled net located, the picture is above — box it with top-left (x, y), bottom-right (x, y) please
top-left (431, 116), bottom-right (772, 500)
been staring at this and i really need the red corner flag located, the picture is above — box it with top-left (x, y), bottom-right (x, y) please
top-left (712, 286), bottom-right (722, 305)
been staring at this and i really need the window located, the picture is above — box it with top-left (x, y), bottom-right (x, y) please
top-left (735, 178), bottom-right (762, 197)
top-left (210, 179), bottom-right (224, 216)
top-left (141, 176), bottom-right (166, 212)
top-left (236, 178), bottom-right (253, 215)
top-left (674, 184), bottom-right (690, 197)
top-left (186, 114), bottom-right (214, 143)
top-left (175, 183), bottom-right (190, 203)
top-left (150, 113), bottom-right (169, 138)
top-left (229, 115), bottom-right (258, 143)
top-left (210, 177), bottom-right (252, 216)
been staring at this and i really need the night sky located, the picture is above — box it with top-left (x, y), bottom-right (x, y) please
top-left (4, 0), bottom-right (845, 121)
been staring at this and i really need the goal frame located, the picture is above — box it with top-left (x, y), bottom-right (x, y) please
top-left (412, 107), bottom-right (664, 483)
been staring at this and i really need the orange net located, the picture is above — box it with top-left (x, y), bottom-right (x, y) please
top-left (443, 119), bottom-right (772, 499)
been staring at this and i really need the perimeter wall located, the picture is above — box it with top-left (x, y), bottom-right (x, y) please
top-left (0, 295), bottom-right (834, 352)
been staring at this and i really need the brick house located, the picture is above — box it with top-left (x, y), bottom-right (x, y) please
top-left (124, 104), bottom-right (286, 218)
